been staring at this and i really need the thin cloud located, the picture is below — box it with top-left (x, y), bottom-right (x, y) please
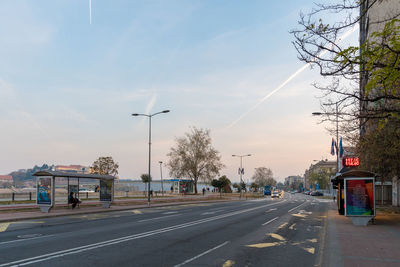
top-left (226, 25), bottom-right (359, 129)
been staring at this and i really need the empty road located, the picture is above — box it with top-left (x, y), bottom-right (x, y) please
top-left (0, 193), bottom-right (330, 266)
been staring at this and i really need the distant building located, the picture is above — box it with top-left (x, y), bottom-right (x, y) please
top-left (0, 175), bottom-right (13, 183)
top-left (0, 175), bottom-right (13, 187)
top-left (55, 165), bottom-right (90, 174)
top-left (304, 160), bottom-right (336, 190)
top-left (284, 176), bottom-right (303, 188)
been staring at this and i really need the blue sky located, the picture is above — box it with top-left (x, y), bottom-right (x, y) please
top-left (0, 0), bottom-right (356, 182)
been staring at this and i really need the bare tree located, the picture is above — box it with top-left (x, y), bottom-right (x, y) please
top-left (291, 0), bottom-right (400, 136)
top-left (167, 127), bottom-right (224, 194)
top-left (252, 167), bottom-right (276, 188)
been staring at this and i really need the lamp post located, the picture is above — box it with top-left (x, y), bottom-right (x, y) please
top-left (312, 102), bottom-right (340, 173)
top-left (232, 154), bottom-right (251, 199)
top-left (159, 161), bottom-right (164, 197)
top-left (132, 110), bottom-right (170, 206)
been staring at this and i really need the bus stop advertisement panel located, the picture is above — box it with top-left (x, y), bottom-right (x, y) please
top-left (37, 176), bottom-right (54, 213)
top-left (100, 178), bottom-right (113, 208)
top-left (344, 177), bottom-right (375, 226)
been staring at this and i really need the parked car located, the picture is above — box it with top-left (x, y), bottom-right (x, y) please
top-left (311, 191), bottom-right (324, 196)
top-left (303, 190), bottom-right (310, 195)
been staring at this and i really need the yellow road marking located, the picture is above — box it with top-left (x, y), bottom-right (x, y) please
top-left (222, 260), bottom-right (235, 267)
top-left (289, 223), bottom-right (296, 230)
top-left (292, 213), bottom-right (307, 218)
top-left (302, 247), bottom-right (315, 254)
top-left (13, 221), bottom-right (45, 224)
top-left (0, 223), bottom-right (10, 232)
top-left (247, 242), bottom-right (282, 248)
top-left (308, 238), bottom-right (317, 243)
top-left (278, 222), bottom-right (288, 229)
top-left (132, 210), bottom-right (143, 214)
top-left (269, 233), bottom-right (285, 241)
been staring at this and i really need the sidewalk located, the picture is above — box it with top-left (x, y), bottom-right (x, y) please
top-left (323, 202), bottom-right (400, 267)
top-left (0, 195), bottom-right (236, 223)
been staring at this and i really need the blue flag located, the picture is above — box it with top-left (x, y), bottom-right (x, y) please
top-left (339, 137), bottom-right (344, 157)
top-left (331, 138), bottom-right (335, 155)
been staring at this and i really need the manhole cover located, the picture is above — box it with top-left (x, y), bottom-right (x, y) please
top-left (17, 233), bottom-right (42, 239)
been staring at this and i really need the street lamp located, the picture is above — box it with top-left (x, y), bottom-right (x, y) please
top-left (132, 110), bottom-right (170, 206)
top-left (232, 154), bottom-right (252, 199)
top-left (159, 161), bottom-right (164, 197)
top-left (312, 103), bottom-right (340, 172)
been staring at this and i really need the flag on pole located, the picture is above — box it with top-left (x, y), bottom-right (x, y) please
top-left (330, 138), bottom-right (335, 155)
top-left (241, 168), bottom-right (245, 175)
top-left (339, 137), bottom-right (344, 157)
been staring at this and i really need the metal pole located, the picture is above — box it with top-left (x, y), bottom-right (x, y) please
top-left (336, 103), bottom-right (339, 172)
top-left (240, 156), bottom-right (243, 199)
top-left (148, 115), bottom-right (152, 207)
top-left (160, 161), bottom-right (164, 197)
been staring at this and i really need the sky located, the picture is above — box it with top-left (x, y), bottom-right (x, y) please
top-left (0, 0), bottom-right (358, 182)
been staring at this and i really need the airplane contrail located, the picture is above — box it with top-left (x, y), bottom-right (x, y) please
top-left (227, 25), bottom-right (359, 129)
top-left (89, 0), bottom-right (92, 24)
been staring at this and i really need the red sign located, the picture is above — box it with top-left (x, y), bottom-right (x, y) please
top-left (343, 157), bottom-right (360, 167)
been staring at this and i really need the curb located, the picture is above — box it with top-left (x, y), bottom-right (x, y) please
top-left (0, 199), bottom-right (239, 223)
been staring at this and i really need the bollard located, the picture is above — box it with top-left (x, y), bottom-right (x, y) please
top-left (86, 192), bottom-right (89, 199)
top-left (29, 192), bottom-right (32, 200)
top-left (12, 192), bottom-right (15, 201)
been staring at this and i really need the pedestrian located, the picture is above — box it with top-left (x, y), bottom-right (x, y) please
top-left (170, 186), bottom-right (173, 193)
top-left (202, 188), bottom-right (206, 196)
top-left (69, 192), bottom-right (81, 209)
top-left (333, 195), bottom-right (336, 202)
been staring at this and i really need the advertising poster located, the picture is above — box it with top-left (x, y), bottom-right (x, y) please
top-left (100, 179), bottom-right (112, 201)
top-left (345, 178), bottom-right (374, 216)
top-left (37, 177), bottom-right (52, 205)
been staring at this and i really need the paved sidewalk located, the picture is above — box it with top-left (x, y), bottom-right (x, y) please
top-left (0, 197), bottom-right (236, 223)
top-left (323, 202), bottom-right (400, 267)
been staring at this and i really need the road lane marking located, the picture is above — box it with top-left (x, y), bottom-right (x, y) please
top-left (201, 211), bottom-right (216, 215)
top-left (289, 223), bottom-right (296, 230)
top-left (132, 210), bottom-right (142, 214)
top-left (288, 201), bottom-right (308, 213)
top-left (269, 233), bottom-right (285, 241)
top-left (173, 241), bottom-right (229, 267)
top-left (262, 216), bottom-right (279, 226)
top-left (162, 211), bottom-right (178, 215)
top-left (0, 201), bottom-right (286, 267)
top-left (247, 242), bottom-right (282, 248)
top-left (302, 247), bottom-right (315, 254)
top-left (265, 208), bottom-right (277, 213)
top-left (0, 235), bottom-right (54, 245)
top-left (138, 214), bottom-right (181, 222)
top-left (278, 223), bottom-right (288, 229)
top-left (222, 260), bottom-right (235, 267)
top-left (0, 223), bottom-right (10, 232)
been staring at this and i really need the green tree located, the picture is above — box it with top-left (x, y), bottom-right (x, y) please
top-left (91, 156), bottom-right (119, 177)
top-left (250, 182), bottom-right (259, 192)
top-left (211, 175), bottom-right (231, 196)
top-left (140, 174), bottom-right (152, 194)
top-left (232, 183), bottom-right (240, 192)
top-left (358, 117), bottom-right (400, 180)
top-left (308, 169), bottom-right (334, 190)
top-left (167, 127), bottom-right (224, 194)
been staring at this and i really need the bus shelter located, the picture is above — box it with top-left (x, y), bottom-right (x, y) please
top-left (331, 170), bottom-right (376, 225)
top-left (34, 170), bottom-right (116, 213)
top-left (168, 179), bottom-right (194, 194)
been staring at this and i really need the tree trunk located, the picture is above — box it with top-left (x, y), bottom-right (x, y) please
top-left (194, 179), bottom-right (198, 194)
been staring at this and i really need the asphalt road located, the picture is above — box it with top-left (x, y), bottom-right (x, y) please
top-left (0, 193), bottom-right (330, 267)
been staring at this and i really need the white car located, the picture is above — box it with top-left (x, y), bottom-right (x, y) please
top-left (271, 191), bottom-right (280, 198)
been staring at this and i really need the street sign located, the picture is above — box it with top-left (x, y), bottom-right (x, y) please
top-left (316, 183), bottom-right (319, 190)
